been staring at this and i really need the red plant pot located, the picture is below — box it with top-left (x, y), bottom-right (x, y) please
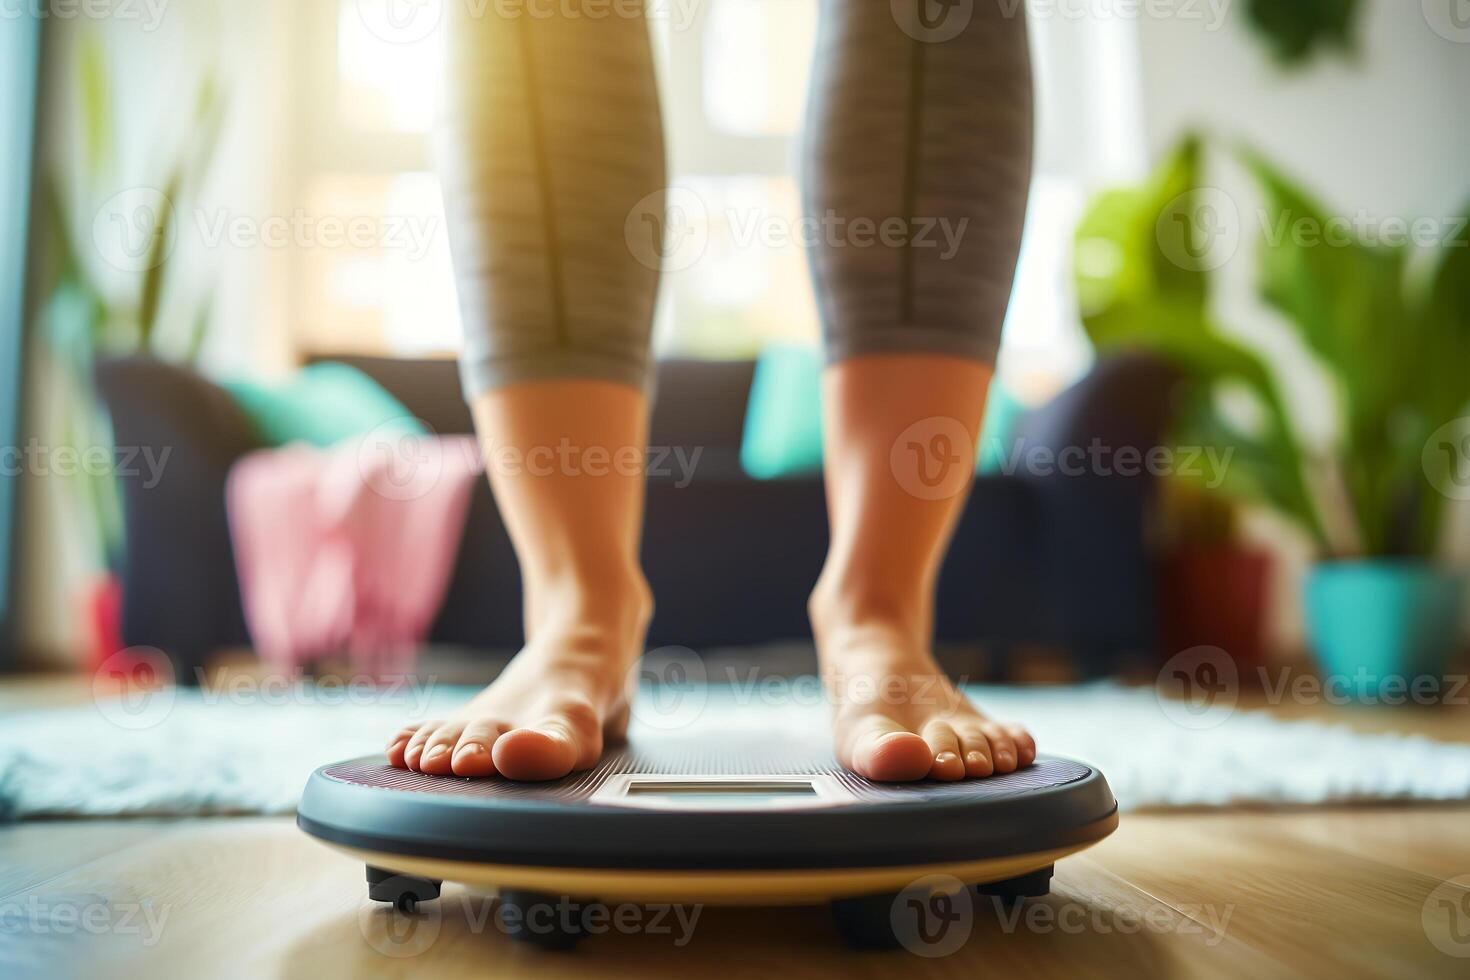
top-left (83, 572), bottom-right (124, 672)
top-left (1157, 546), bottom-right (1272, 667)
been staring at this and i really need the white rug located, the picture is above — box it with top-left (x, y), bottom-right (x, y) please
top-left (3, 681), bottom-right (1469, 820)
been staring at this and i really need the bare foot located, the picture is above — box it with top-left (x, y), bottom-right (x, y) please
top-left (813, 595), bottom-right (1036, 783)
top-left (386, 585), bottom-right (648, 781)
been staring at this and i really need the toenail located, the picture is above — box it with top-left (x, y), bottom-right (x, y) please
top-left (457, 743), bottom-right (485, 755)
top-left (965, 751), bottom-right (986, 765)
top-left (426, 745), bottom-right (447, 758)
top-left (936, 751), bottom-right (959, 764)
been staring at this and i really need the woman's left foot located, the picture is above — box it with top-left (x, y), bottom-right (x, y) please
top-left (813, 597), bottom-right (1036, 782)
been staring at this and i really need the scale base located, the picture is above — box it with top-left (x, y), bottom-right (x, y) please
top-left (363, 861), bottom-right (1061, 952)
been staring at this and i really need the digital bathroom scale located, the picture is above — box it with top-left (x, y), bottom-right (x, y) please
top-left (298, 711), bottom-right (1118, 950)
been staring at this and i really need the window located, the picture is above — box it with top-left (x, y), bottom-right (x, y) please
top-left (286, 0), bottom-right (1145, 396)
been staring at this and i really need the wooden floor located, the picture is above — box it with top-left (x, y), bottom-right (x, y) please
top-left (2, 685), bottom-right (1469, 979)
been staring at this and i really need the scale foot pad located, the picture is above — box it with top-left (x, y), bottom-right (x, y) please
top-left (831, 865), bottom-right (1055, 950)
top-left (496, 889), bottom-right (591, 951)
top-left (366, 866), bottom-right (441, 915)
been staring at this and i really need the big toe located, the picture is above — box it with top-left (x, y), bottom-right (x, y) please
top-left (491, 726), bottom-right (582, 782)
top-left (849, 728), bottom-right (935, 783)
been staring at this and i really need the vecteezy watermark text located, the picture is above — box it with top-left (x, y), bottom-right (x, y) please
top-left (193, 209), bottom-right (439, 262)
top-left (0, 895), bottom-right (170, 947)
top-left (357, 889), bottom-right (702, 957)
top-left (480, 437), bottom-right (703, 488)
top-left (0, 0), bottom-right (170, 32)
top-left (92, 189), bottom-right (441, 274)
top-left (1, 440), bottom-right (170, 489)
top-left (990, 437), bottom-right (1234, 487)
top-left (354, 0), bottom-right (703, 47)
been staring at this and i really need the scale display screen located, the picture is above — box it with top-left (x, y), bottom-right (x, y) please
top-left (628, 779), bottom-right (814, 797)
top-left (591, 774), bottom-right (850, 809)
top-left (624, 780), bottom-right (818, 806)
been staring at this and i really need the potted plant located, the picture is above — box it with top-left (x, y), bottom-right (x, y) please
top-left (1074, 135), bottom-right (1470, 698)
top-left (38, 32), bottom-right (225, 669)
top-left (1155, 481), bottom-right (1273, 670)
top-left (1243, 0), bottom-right (1363, 67)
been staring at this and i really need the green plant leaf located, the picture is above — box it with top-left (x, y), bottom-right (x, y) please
top-left (1074, 136), bottom-right (1330, 551)
top-left (1244, 0), bottom-right (1362, 67)
top-left (42, 172), bottom-right (81, 284)
top-left (137, 170), bottom-right (182, 347)
top-left (77, 32), bottom-right (113, 184)
top-left (1074, 134), bottom-right (1209, 345)
top-left (180, 295), bottom-right (214, 366)
top-left (1238, 147), bottom-right (1441, 554)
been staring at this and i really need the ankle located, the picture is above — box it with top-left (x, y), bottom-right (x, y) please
top-left (808, 571), bottom-right (929, 654)
top-left (524, 563), bottom-right (653, 648)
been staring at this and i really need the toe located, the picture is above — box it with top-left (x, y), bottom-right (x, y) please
top-left (920, 720), bottom-right (964, 781)
top-left (492, 716), bottom-right (586, 782)
top-left (843, 716), bottom-right (934, 782)
top-left (956, 726), bottom-right (995, 778)
top-left (452, 721), bottom-right (507, 777)
top-left (419, 722), bottom-right (466, 775)
top-left (981, 721), bottom-right (1018, 773)
top-left (492, 727), bottom-right (578, 781)
top-left (403, 722), bottom-right (441, 771)
top-left (1007, 723), bottom-right (1037, 767)
top-left (385, 725), bottom-right (419, 768)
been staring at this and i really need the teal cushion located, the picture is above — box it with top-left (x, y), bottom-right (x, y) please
top-left (739, 345), bottom-right (1027, 480)
top-left (976, 382), bottom-right (1026, 475)
top-left (740, 346), bottom-right (825, 479)
top-left (224, 362), bottom-right (427, 449)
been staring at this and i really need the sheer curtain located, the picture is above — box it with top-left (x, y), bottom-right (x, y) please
top-left (655, 0), bottom-right (1149, 397)
top-left (293, 0), bottom-right (1149, 399)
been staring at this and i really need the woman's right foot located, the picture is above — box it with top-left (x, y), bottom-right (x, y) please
top-left (386, 580), bottom-right (649, 781)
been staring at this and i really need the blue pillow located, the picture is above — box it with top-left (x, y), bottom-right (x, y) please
top-left (224, 362), bottom-right (427, 449)
top-left (740, 345), bottom-right (1026, 479)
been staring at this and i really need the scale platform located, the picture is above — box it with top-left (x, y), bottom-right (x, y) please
top-left (299, 719), bottom-right (1117, 950)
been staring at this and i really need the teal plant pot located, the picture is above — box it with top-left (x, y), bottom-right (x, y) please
top-left (1305, 561), bottom-right (1467, 701)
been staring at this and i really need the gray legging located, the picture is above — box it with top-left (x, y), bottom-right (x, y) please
top-left (442, 0), bottom-right (1033, 398)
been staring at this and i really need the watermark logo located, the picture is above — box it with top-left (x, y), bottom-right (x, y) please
top-left (1423, 875), bottom-right (1470, 957)
top-left (890, 416), bottom-right (974, 501)
top-left (1155, 645), bottom-right (1238, 730)
top-left (892, 0), bottom-right (974, 43)
top-left (355, 419), bottom-right (449, 502)
top-left (1156, 187), bottom-right (1239, 273)
top-left (358, 0), bottom-right (443, 44)
top-left (625, 186), bottom-right (708, 273)
top-left (890, 875), bottom-right (973, 957)
top-left (92, 187), bottom-right (176, 274)
top-left (627, 646), bottom-right (709, 732)
top-left (1423, 417), bottom-right (1470, 502)
top-left (92, 646), bottom-right (177, 731)
top-left (358, 884), bottom-right (443, 958)
top-left (1424, 0), bottom-right (1470, 43)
